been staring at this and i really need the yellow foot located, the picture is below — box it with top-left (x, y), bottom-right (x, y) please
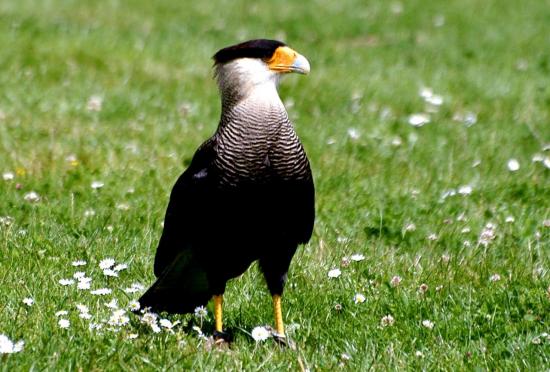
top-left (213, 294), bottom-right (223, 333)
top-left (272, 294), bottom-right (285, 337)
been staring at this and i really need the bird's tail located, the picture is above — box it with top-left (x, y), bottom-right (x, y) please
top-left (138, 250), bottom-right (212, 314)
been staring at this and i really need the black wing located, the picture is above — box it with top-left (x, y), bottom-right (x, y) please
top-left (295, 172), bottom-right (315, 245)
top-left (153, 137), bottom-right (217, 277)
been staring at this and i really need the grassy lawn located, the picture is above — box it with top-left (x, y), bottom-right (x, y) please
top-left (1, 0), bottom-right (549, 369)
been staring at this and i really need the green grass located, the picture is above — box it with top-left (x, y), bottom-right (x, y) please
top-left (1, 0), bottom-right (549, 369)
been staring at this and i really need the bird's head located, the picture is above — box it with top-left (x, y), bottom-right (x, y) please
top-left (213, 39), bottom-right (310, 102)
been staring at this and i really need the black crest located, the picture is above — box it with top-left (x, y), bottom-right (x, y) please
top-left (213, 39), bottom-right (286, 64)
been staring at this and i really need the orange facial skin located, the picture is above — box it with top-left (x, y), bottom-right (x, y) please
top-left (267, 46), bottom-right (299, 73)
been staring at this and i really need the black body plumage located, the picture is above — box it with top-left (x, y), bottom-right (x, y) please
top-left (139, 40), bottom-right (314, 314)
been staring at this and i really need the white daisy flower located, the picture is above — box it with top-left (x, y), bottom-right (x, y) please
top-left (159, 319), bottom-right (180, 330)
top-left (381, 315), bottom-right (395, 327)
top-left (456, 212), bottom-right (467, 221)
top-left (76, 304), bottom-right (89, 313)
top-left (347, 128), bottom-right (360, 140)
top-left (99, 258), bottom-right (115, 269)
top-left (83, 209), bottom-right (95, 217)
top-left (408, 113), bottom-right (430, 127)
top-left (341, 257), bottom-right (351, 267)
top-left (58, 279), bottom-right (75, 286)
top-left (141, 312), bottom-right (158, 326)
top-left (55, 310), bottom-right (68, 317)
top-left (108, 309), bottom-right (129, 327)
top-left (194, 306), bottom-right (208, 319)
top-left (22, 297), bottom-right (34, 306)
top-left (479, 224), bottom-right (496, 246)
top-left (80, 312), bottom-right (92, 320)
top-left (65, 154), bottom-right (78, 166)
top-left (419, 87), bottom-right (433, 99)
top-left (71, 260), bottom-right (87, 267)
top-left (350, 254), bottom-right (365, 262)
top-left (0, 334), bottom-right (24, 354)
top-left (113, 263), bottom-right (128, 272)
top-left (103, 269), bottom-right (118, 277)
top-left (89, 323), bottom-right (103, 331)
top-left (86, 95), bottom-right (103, 112)
top-left (391, 136), bottom-right (402, 146)
top-left (91, 181), bottom-right (104, 189)
top-left (354, 293), bottom-right (366, 304)
top-left (463, 112), bottom-right (477, 126)
top-left (127, 333), bottom-right (138, 340)
top-left (58, 319), bottom-right (70, 329)
top-left (128, 300), bottom-right (140, 311)
top-left (422, 320), bottom-right (435, 329)
top-left (116, 203), bottom-right (130, 211)
top-left (0, 216), bottom-right (14, 226)
top-left (532, 153), bottom-right (545, 162)
top-left (507, 159), bottom-right (520, 171)
top-left (2, 172), bottom-right (14, 181)
top-left (23, 191), bottom-right (40, 203)
top-left (90, 288), bottom-right (112, 296)
top-left (328, 268), bottom-right (341, 278)
top-left (251, 326), bottom-right (271, 341)
top-left (441, 189), bottom-right (456, 199)
top-left (404, 223), bottom-right (416, 232)
top-left (489, 274), bottom-right (501, 282)
top-left (77, 281), bottom-right (91, 290)
top-left (425, 94), bottom-right (443, 106)
top-left (105, 299), bottom-right (118, 309)
top-left (458, 185), bottom-right (473, 195)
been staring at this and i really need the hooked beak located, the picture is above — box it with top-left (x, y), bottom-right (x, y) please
top-left (268, 46), bottom-right (311, 75)
top-left (289, 53), bottom-right (310, 75)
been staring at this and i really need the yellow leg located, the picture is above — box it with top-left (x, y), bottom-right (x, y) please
top-left (213, 295), bottom-right (223, 333)
top-left (272, 294), bottom-right (285, 337)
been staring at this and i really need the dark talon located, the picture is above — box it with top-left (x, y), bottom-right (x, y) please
top-left (213, 330), bottom-right (232, 343)
top-left (273, 334), bottom-right (295, 349)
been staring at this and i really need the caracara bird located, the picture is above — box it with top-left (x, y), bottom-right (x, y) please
top-left (139, 39), bottom-right (314, 342)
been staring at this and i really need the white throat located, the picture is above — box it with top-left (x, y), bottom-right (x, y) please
top-left (215, 58), bottom-right (283, 107)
